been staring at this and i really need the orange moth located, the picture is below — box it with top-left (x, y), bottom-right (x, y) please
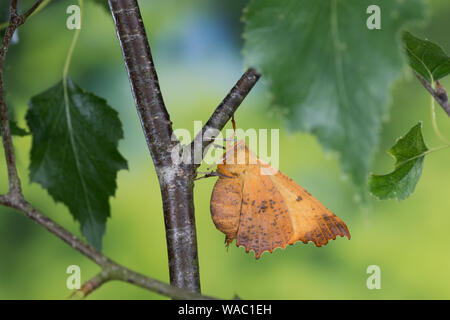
top-left (210, 139), bottom-right (350, 259)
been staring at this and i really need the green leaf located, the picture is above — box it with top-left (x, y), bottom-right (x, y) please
top-left (26, 78), bottom-right (127, 250)
top-left (243, 0), bottom-right (426, 197)
top-left (0, 109), bottom-right (30, 136)
top-left (402, 31), bottom-right (450, 83)
top-left (7, 109), bottom-right (30, 137)
top-left (0, 111), bottom-right (30, 137)
top-left (10, 120), bottom-right (29, 137)
top-left (369, 123), bottom-right (428, 200)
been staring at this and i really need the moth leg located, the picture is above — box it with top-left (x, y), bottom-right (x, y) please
top-left (213, 143), bottom-right (226, 150)
top-left (205, 147), bottom-right (235, 171)
top-left (195, 171), bottom-right (232, 181)
top-left (202, 142), bottom-right (226, 155)
top-left (211, 138), bottom-right (236, 142)
top-left (225, 238), bottom-right (232, 250)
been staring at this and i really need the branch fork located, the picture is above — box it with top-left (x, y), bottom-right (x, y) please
top-left (0, 0), bottom-right (260, 299)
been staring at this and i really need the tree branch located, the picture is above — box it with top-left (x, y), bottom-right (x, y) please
top-left (23, 0), bottom-right (45, 19)
top-left (0, 0), bottom-right (216, 300)
top-left (414, 71), bottom-right (450, 117)
top-left (2, 0), bottom-right (261, 299)
top-left (108, 0), bottom-right (175, 167)
top-left (0, 0), bottom-right (51, 30)
top-left (70, 271), bottom-right (111, 299)
top-left (108, 0), bottom-right (204, 292)
top-left (109, 0), bottom-right (262, 293)
top-left (191, 68), bottom-right (261, 160)
top-left (0, 193), bottom-right (215, 300)
top-left (0, 0), bottom-right (27, 195)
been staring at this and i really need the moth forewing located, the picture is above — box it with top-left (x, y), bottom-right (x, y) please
top-left (209, 140), bottom-right (350, 259)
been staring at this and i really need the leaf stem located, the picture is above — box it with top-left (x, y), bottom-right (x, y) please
top-left (429, 80), bottom-right (450, 144)
top-left (62, 0), bottom-right (82, 81)
top-left (396, 144), bottom-right (450, 168)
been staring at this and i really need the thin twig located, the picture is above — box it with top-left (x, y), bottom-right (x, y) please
top-left (23, 0), bottom-right (45, 19)
top-left (414, 71), bottom-right (450, 117)
top-left (0, 0), bottom-right (51, 30)
top-left (0, 0), bottom-right (44, 194)
top-left (1, 0), bottom-right (261, 299)
top-left (0, 0), bottom-right (47, 195)
top-left (1, 195), bottom-right (111, 266)
top-left (0, 193), bottom-right (215, 300)
top-left (0, 0), bottom-right (27, 195)
top-left (191, 68), bottom-right (261, 164)
top-left (10, 0), bottom-right (18, 13)
top-left (70, 271), bottom-right (111, 299)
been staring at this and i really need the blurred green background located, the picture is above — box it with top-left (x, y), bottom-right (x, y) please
top-left (1, 0), bottom-right (450, 299)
